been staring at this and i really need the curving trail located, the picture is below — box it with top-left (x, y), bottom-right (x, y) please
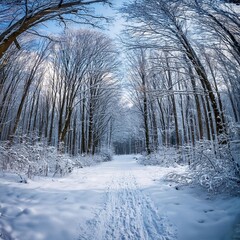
top-left (79, 156), bottom-right (176, 240)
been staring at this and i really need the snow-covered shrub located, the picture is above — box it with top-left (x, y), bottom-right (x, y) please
top-left (72, 147), bottom-right (114, 166)
top-left (0, 141), bottom-right (76, 179)
top-left (137, 147), bottom-right (182, 167)
top-left (226, 123), bottom-right (240, 172)
top-left (0, 139), bottom-right (115, 178)
top-left (166, 140), bottom-right (240, 195)
top-left (52, 157), bottom-right (75, 177)
top-left (73, 153), bottom-right (110, 167)
top-left (0, 141), bottom-right (33, 175)
top-left (190, 142), bottom-right (239, 194)
top-left (230, 140), bottom-right (240, 167)
top-left (99, 147), bottom-right (114, 162)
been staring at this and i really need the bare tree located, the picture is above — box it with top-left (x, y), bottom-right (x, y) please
top-left (10, 41), bottom-right (50, 140)
top-left (121, 0), bottom-right (226, 141)
top-left (0, 40), bottom-right (49, 141)
top-left (0, 0), bottom-right (111, 59)
top-left (186, 0), bottom-right (240, 62)
top-left (48, 30), bottom-right (119, 153)
top-left (126, 49), bottom-right (152, 154)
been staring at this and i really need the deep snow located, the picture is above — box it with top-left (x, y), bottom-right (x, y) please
top-left (0, 155), bottom-right (240, 240)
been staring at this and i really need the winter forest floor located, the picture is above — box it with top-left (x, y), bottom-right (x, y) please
top-left (0, 155), bottom-right (240, 240)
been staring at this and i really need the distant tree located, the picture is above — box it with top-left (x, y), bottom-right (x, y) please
top-left (126, 49), bottom-right (152, 154)
top-left (49, 30), bottom-right (119, 153)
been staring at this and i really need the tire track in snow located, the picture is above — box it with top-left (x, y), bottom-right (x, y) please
top-left (78, 171), bottom-right (176, 240)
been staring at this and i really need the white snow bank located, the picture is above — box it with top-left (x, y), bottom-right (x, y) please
top-left (138, 144), bottom-right (240, 195)
top-left (0, 141), bottom-right (112, 181)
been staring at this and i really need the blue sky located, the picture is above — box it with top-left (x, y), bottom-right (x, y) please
top-left (96, 1), bottom-right (125, 36)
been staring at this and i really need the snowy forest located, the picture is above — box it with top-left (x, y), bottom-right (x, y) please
top-left (0, 0), bottom-right (240, 239)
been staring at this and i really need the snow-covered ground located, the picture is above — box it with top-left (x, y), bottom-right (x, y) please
top-left (0, 155), bottom-right (240, 240)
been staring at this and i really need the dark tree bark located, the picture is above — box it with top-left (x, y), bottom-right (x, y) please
top-left (81, 92), bottom-right (86, 153)
top-left (165, 54), bottom-right (180, 147)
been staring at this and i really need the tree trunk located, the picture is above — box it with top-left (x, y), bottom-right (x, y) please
top-left (87, 100), bottom-right (94, 154)
top-left (60, 107), bottom-right (73, 143)
top-left (81, 95), bottom-right (86, 153)
top-left (166, 55), bottom-right (180, 147)
top-left (186, 58), bottom-right (204, 140)
top-left (177, 26), bottom-right (226, 139)
top-left (150, 100), bottom-right (158, 151)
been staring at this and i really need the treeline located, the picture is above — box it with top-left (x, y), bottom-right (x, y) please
top-left (0, 30), bottom-right (119, 155)
top-left (122, 0), bottom-right (240, 154)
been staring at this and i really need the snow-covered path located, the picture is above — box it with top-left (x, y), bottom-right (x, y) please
top-left (0, 155), bottom-right (240, 240)
top-left (79, 159), bottom-right (175, 240)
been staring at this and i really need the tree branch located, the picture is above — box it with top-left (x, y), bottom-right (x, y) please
top-left (0, 0), bottom-right (110, 59)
